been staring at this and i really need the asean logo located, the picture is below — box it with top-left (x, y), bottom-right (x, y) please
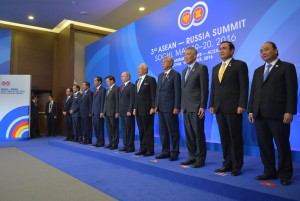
top-left (2, 81), bottom-right (10, 86)
top-left (178, 1), bottom-right (208, 31)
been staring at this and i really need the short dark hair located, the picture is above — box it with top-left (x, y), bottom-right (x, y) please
top-left (105, 75), bottom-right (115, 83)
top-left (73, 84), bottom-right (80, 90)
top-left (66, 87), bottom-right (73, 92)
top-left (220, 41), bottom-right (235, 52)
top-left (83, 81), bottom-right (90, 87)
top-left (265, 41), bottom-right (279, 56)
top-left (94, 76), bottom-right (102, 83)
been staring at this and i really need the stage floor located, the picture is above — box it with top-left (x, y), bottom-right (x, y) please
top-left (1, 137), bottom-right (299, 201)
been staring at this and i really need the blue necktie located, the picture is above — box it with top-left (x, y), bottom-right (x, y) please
top-left (264, 64), bottom-right (272, 81)
top-left (185, 66), bottom-right (191, 82)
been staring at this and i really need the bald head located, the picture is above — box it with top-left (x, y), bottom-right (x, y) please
top-left (121, 72), bottom-right (131, 83)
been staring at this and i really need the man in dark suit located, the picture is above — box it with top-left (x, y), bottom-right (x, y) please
top-left (209, 41), bottom-right (249, 176)
top-left (70, 84), bottom-right (82, 142)
top-left (30, 94), bottom-right (40, 138)
top-left (155, 56), bottom-right (181, 161)
top-left (134, 63), bottom-right (157, 156)
top-left (181, 47), bottom-right (209, 168)
top-left (119, 72), bottom-right (135, 153)
top-left (92, 76), bottom-right (106, 147)
top-left (248, 42), bottom-right (298, 185)
top-left (45, 94), bottom-right (58, 137)
top-left (63, 87), bottom-right (73, 141)
top-left (103, 76), bottom-right (120, 150)
top-left (79, 81), bottom-right (93, 144)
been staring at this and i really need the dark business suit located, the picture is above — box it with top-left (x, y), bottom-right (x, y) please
top-left (80, 89), bottom-right (93, 143)
top-left (92, 86), bottom-right (106, 145)
top-left (63, 96), bottom-right (73, 140)
top-left (104, 85), bottom-right (120, 148)
top-left (248, 59), bottom-right (298, 179)
top-left (135, 75), bottom-right (157, 154)
top-left (71, 92), bottom-right (82, 141)
top-left (45, 101), bottom-right (58, 137)
top-left (155, 69), bottom-right (181, 157)
top-left (181, 62), bottom-right (209, 163)
top-left (119, 82), bottom-right (135, 151)
top-left (209, 58), bottom-right (249, 170)
top-left (30, 100), bottom-right (39, 138)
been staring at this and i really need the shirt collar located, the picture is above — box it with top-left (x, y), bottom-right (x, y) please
top-left (266, 58), bottom-right (278, 67)
top-left (124, 81), bottom-right (130, 86)
top-left (164, 68), bottom-right (172, 75)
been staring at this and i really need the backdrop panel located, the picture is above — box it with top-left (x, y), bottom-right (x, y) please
top-left (0, 28), bottom-right (11, 74)
top-left (0, 75), bottom-right (31, 141)
top-left (86, 0), bottom-right (300, 151)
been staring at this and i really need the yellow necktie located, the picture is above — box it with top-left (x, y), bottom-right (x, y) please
top-left (218, 62), bottom-right (226, 83)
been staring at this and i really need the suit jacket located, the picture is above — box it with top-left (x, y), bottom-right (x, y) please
top-left (92, 86), bottom-right (106, 116)
top-left (209, 58), bottom-right (249, 113)
top-left (71, 92), bottom-right (81, 118)
top-left (45, 101), bottom-right (58, 117)
top-left (134, 75), bottom-right (157, 116)
top-left (119, 82), bottom-right (135, 116)
top-left (80, 89), bottom-right (93, 118)
top-left (104, 85), bottom-right (119, 116)
top-left (248, 59), bottom-right (298, 118)
top-left (181, 62), bottom-right (209, 112)
top-left (155, 69), bottom-right (181, 112)
top-left (31, 100), bottom-right (39, 119)
top-left (63, 96), bottom-right (73, 114)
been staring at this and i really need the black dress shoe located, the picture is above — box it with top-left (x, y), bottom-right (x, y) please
top-left (105, 144), bottom-right (112, 149)
top-left (110, 146), bottom-right (118, 150)
top-left (231, 169), bottom-right (241, 176)
top-left (255, 174), bottom-right (278, 180)
top-left (98, 144), bottom-right (105, 147)
top-left (280, 178), bottom-right (291, 186)
top-left (83, 141), bottom-right (91, 145)
top-left (72, 139), bottom-right (78, 142)
top-left (92, 143), bottom-right (99, 147)
top-left (192, 161), bottom-right (205, 168)
top-left (180, 159), bottom-right (196, 165)
top-left (144, 152), bottom-right (154, 157)
top-left (119, 148), bottom-right (127, 151)
top-left (169, 155), bottom-right (178, 161)
top-left (155, 153), bottom-right (170, 159)
top-left (215, 166), bottom-right (232, 173)
top-left (125, 149), bottom-right (135, 153)
top-left (63, 138), bottom-right (69, 141)
top-left (135, 150), bottom-right (146, 155)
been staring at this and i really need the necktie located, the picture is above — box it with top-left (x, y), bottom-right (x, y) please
top-left (49, 102), bottom-right (52, 113)
top-left (218, 62), bottom-right (226, 83)
top-left (264, 64), bottom-right (272, 81)
top-left (185, 66), bottom-right (191, 82)
top-left (94, 88), bottom-right (99, 95)
top-left (121, 84), bottom-right (126, 91)
top-left (137, 78), bottom-right (142, 92)
top-left (106, 88), bottom-right (111, 96)
top-left (162, 73), bottom-right (167, 83)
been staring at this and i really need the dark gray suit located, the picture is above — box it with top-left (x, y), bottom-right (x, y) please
top-left (104, 85), bottom-right (120, 147)
top-left (181, 62), bottom-right (209, 163)
top-left (155, 69), bottom-right (181, 157)
top-left (119, 82), bottom-right (135, 151)
top-left (63, 96), bottom-right (73, 140)
top-left (248, 59), bottom-right (298, 179)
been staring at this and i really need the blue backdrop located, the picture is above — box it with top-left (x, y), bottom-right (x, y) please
top-left (0, 28), bottom-right (11, 74)
top-left (85, 0), bottom-right (300, 152)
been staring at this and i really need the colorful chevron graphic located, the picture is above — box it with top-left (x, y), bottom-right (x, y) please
top-left (0, 106), bottom-right (30, 139)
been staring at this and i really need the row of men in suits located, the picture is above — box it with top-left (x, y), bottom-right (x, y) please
top-left (60, 41), bottom-right (297, 186)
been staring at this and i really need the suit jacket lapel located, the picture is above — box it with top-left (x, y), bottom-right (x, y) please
top-left (138, 76), bottom-right (147, 93)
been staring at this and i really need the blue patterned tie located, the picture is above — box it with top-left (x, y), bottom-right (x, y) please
top-left (264, 64), bottom-right (272, 81)
top-left (185, 66), bottom-right (191, 82)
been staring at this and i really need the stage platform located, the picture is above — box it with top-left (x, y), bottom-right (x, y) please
top-left (46, 138), bottom-right (300, 201)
